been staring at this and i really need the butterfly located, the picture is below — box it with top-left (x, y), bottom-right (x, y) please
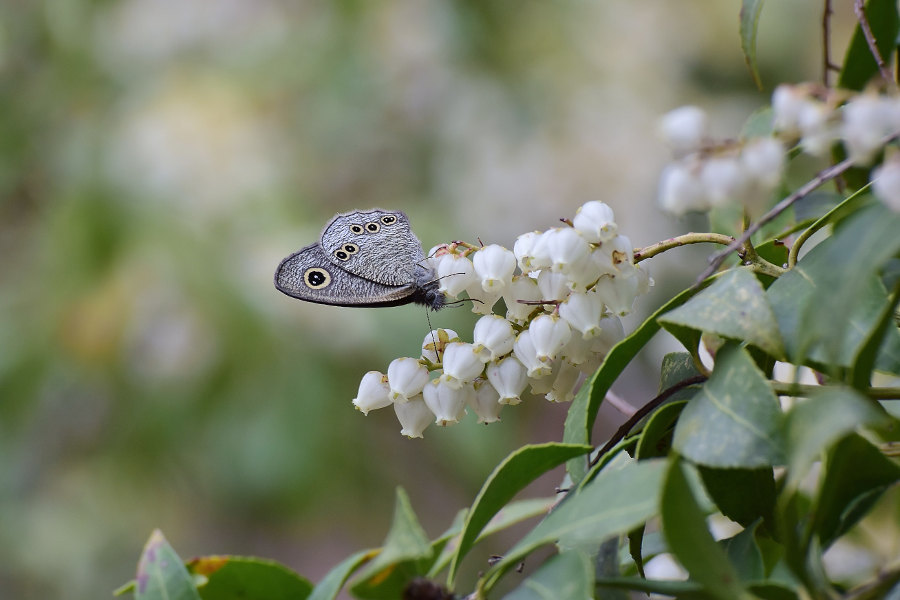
top-left (274, 209), bottom-right (445, 310)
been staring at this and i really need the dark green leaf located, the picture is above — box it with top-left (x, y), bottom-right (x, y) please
top-left (502, 551), bottom-right (594, 600)
top-left (660, 352), bottom-right (703, 391)
top-left (814, 433), bottom-right (900, 547)
top-left (739, 0), bottom-right (765, 88)
top-left (351, 487), bottom-right (432, 598)
top-left (628, 526), bottom-right (646, 578)
top-left (482, 458), bottom-right (667, 593)
top-left (447, 443), bottom-right (591, 583)
top-left (635, 401), bottom-right (687, 460)
top-left (852, 277), bottom-right (900, 387)
top-left (700, 467), bottom-right (775, 528)
top-left (308, 550), bottom-right (375, 600)
top-left (673, 346), bottom-right (785, 468)
top-left (720, 524), bottom-right (765, 582)
top-left (135, 530), bottom-right (202, 600)
top-left (784, 387), bottom-right (891, 489)
top-left (594, 576), bottom-right (711, 599)
top-left (188, 557), bottom-right (312, 600)
top-left (660, 268), bottom-right (785, 358)
top-left (838, 0), bottom-right (900, 90)
top-left (768, 202), bottom-right (900, 373)
top-left (747, 582), bottom-right (800, 600)
top-left (564, 285), bottom-right (707, 482)
top-left (661, 461), bottom-right (748, 600)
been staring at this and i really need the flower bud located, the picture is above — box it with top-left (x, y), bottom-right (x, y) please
top-left (659, 106), bottom-right (709, 154)
top-left (700, 156), bottom-right (749, 208)
top-left (472, 315), bottom-right (516, 361)
top-left (658, 161), bottom-right (709, 215)
top-left (387, 357), bottom-right (429, 403)
top-left (486, 356), bottom-right (528, 404)
top-left (394, 395), bottom-right (432, 438)
top-left (469, 379), bottom-right (502, 423)
top-left (440, 342), bottom-right (485, 388)
top-left (873, 155), bottom-right (900, 212)
top-left (423, 378), bottom-right (470, 426)
top-left (772, 84), bottom-right (806, 135)
top-left (514, 231), bottom-right (542, 272)
top-left (842, 93), bottom-right (900, 165)
top-left (529, 314), bottom-right (572, 362)
top-left (473, 244), bottom-right (517, 292)
top-left (542, 227), bottom-right (591, 274)
top-left (573, 201), bottom-right (618, 243)
top-left (352, 371), bottom-right (392, 415)
top-left (740, 137), bottom-right (785, 190)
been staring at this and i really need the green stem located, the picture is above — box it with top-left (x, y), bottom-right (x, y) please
top-left (633, 233), bottom-right (735, 262)
top-left (771, 382), bottom-right (900, 400)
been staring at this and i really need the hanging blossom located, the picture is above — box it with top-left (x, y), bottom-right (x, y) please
top-left (351, 201), bottom-right (652, 438)
top-left (657, 85), bottom-right (900, 217)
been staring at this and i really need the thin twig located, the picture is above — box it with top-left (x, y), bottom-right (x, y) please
top-left (853, 0), bottom-right (895, 85)
top-left (771, 382), bottom-right (900, 400)
top-left (603, 392), bottom-right (636, 417)
top-left (633, 232), bottom-right (735, 262)
top-left (588, 375), bottom-right (707, 467)
top-left (822, 0), bottom-right (836, 86)
top-left (695, 154), bottom-right (857, 286)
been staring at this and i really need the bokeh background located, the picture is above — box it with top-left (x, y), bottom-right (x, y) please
top-left (0, 1), bottom-right (858, 598)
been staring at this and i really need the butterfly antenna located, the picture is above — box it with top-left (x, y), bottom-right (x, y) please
top-left (424, 308), bottom-right (440, 362)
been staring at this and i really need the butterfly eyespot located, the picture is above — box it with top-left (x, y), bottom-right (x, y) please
top-left (380, 215), bottom-right (397, 225)
top-left (365, 222), bottom-right (381, 233)
top-left (304, 268), bottom-right (331, 289)
top-left (349, 224), bottom-right (364, 234)
top-left (343, 243), bottom-right (359, 254)
top-left (334, 250), bottom-right (349, 261)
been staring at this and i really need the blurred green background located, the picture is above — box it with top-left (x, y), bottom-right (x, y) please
top-left (0, 1), bottom-right (849, 598)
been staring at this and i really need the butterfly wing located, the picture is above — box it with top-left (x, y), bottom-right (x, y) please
top-left (274, 242), bottom-right (420, 307)
top-left (319, 209), bottom-right (427, 286)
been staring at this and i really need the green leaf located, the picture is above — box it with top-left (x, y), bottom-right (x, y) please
top-left (308, 549), bottom-right (376, 600)
top-left (740, 106), bottom-right (775, 139)
top-left (564, 285), bottom-right (706, 482)
top-left (813, 433), bottom-right (900, 547)
top-left (838, 0), bottom-right (900, 90)
top-left (784, 387), bottom-right (891, 489)
top-left (635, 401), bottom-right (687, 460)
top-left (351, 487), bottom-right (433, 598)
top-left (482, 458), bottom-right (667, 593)
top-left (594, 576), bottom-right (710, 599)
top-left (720, 524), bottom-right (765, 582)
top-left (739, 0), bottom-right (765, 89)
top-left (661, 461), bottom-right (751, 600)
top-left (187, 556), bottom-right (312, 600)
top-left (447, 443), bottom-right (591, 583)
top-left (135, 530), bottom-right (202, 600)
top-left (852, 277), bottom-right (900, 387)
top-left (501, 551), bottom-right (593, 600)
top-left (768, 202), bottom-right (900, 373)
top-left (673, 345), bottom-right (786, 468)
top-left (660, 352), bottom-right (704, 391)
top-left (660, 268), bottom-right (785, 358)
top-left (699, 467), bottom-right (775, 528)
top-left (747, 582), bottom-right (800, 600)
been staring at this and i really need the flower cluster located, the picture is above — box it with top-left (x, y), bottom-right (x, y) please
top-left (658, 84), bottom-right (900, 216)
top-left (352, 201), bottom-right (652, 438)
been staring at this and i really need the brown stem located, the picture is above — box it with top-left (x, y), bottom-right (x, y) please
top-left (822, 0), bottom-right (834, 86)
top-left (853, 0), bottom-right (896, 86)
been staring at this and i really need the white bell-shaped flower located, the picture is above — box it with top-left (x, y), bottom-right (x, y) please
top-left (798, 99), bottom-right (837, 157)
top-left (658, 105), bottom-right (709, 154)
top-left (529, 360), bottom-right (559, 395)
top-left (513, 330), bottom-right (553, 378)
top-left (473, 244), bottom-right (517, 292)
top-left (514, 231), bottom-right (542, 272)
top-left (527, 230), bottom-right (553, 270)
top-left (387, 357), bottom-right (430, 403)
top-left (504, 275), bottom-right (540, 323)
top-left (658, 160), bottom-right (710, 215)
top-left (537, 270), bottom-right (570, 303)
top-left (560, 333), bottom-right (592, 366)
top-left (420, 328), bottom-right (460, 363)
top-left (436, 253), bottom-right (477, 297)
top-left (700, 156), bottom-right (750, 208)
top-left (486, 356), bottom-right (528, 405)
top-left (542, 227), bottom-right (591, 274)
top-left (592, 315), bottom-right (625, 355)
top-left (472, 315), bottom-right (516, 362)
top-left (593, 275), bottom-right (637, 316)
top-left (440, 342), bottom-right (485, 388)
top-left (599, 235), bottom-right (634, 273)
top-left (468, 379), bottom-right (502, 424)
top-left (559, 290), bottom-right (605, 339)
top-left (529, 314), bottom-right (572, 363)
top-left (352, 371), bottom-right (392, 415)
top-left (464, 280), bottom-right (503, 315)
top-left (546, 360), bottom-right (581, 403)
top-left (740, 137), bottom-right (785, 190)
top-left (394, 394), bottom-right (432, 438)
top-left (873, 156), bottom-right (900, 212)
top-left (842, 93), bottom-right (900, 165)
top-left (573, 201), bottom-right (618, 244)
top-left (422, 378), bottom-right (470, 426)
top-left (772, 84), bottom-right (806, 135)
